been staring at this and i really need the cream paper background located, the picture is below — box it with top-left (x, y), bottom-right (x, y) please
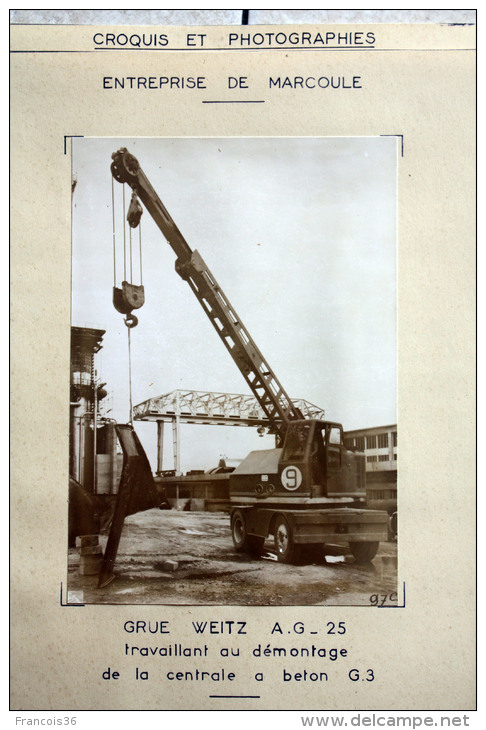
top-left (10, 20), bottom-right (475, 710)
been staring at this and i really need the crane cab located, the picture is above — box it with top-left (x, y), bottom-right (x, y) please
top-left (229, 419), bottom-right (366, 507)
top-left (229, 419), bottom-right (386, 564)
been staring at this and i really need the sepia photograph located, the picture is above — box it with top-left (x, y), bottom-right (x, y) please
top-left (67, 136), bottom-right (398, 606)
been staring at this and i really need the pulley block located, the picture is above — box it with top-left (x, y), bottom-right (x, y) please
top-left (113, 281), bottom-right (145, 327)
top-left (127, 191), bottom-right (143, 228)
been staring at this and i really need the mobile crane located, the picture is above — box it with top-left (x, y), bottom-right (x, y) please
top-left (110, 147), bottom-right (388, 564)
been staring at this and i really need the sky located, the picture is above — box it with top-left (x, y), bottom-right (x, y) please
top-left (71, 136), bottom-right (397, 472)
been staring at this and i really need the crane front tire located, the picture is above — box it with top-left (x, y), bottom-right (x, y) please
top-left (274, 515), bottom-right (302, 564)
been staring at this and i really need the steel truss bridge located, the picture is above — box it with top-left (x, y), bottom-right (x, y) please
top-left (133, 389), bottom-right (325, 475)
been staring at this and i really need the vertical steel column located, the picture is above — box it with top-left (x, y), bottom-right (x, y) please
top-left (77, 417), bottom-right (83, 482)
top-left (156, 420), bottom-right (165, 475)
top-left (93, 366), bottom-right (98, 493)
top-left (173, 391), bottom-right (181, 475)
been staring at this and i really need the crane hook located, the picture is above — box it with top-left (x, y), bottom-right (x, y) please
top-left (124, 313), bottom-right (138, 328)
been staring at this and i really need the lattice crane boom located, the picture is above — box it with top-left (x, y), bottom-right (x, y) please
top-left (111, 147), bottom-right (303, 443)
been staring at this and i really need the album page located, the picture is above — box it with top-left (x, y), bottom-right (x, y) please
top-left (10, 15), bottom-right (476, 714)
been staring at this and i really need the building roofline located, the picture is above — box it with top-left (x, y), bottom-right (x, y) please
top-left (344, 424), bottom-right (397, 435)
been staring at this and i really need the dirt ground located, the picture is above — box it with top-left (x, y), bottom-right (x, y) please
top-left (67, 508), bottom-right (398, 606)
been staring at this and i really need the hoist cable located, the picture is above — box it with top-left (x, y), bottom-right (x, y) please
top-left (122, 184), bottom-right (127, 281)
top-left (111, 174), bottom-right (139, 425)
top-left (139, 220), bottom-right (143, 286)
top-left (127, 325), bottom-right (133, 425)
top-left (129, 226), bottom-right (133, 284)
top-left (111, 176), bottom-right (116, 287)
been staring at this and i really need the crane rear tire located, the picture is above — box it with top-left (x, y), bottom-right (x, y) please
top-left (349, 541), bottom-right (380, 563)
top-left (231, 510), bottom-right (265, 555)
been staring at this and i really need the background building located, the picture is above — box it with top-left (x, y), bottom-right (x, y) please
top-left (344, 425), bottom-right (397, 523)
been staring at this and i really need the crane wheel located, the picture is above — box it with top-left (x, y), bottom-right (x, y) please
top-left (349, 541), bottom-right (379, 564)
top-left (231, 510), bottom-right (264, 556)
top-left (274, 515), bottom-right (301, 564)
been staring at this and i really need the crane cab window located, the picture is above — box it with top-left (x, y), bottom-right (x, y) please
top-left (329, 426), bottom-right (343, 445)
top-left (314, 424), bottom-right (343, 446)
top-left (318, 424), bottom-right (343, 469)
top-left (283, 424), bottom-right (312, 460)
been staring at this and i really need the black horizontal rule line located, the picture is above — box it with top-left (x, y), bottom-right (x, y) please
top-left (209, 695), bottom-right (261, 698)
top-left (202, 100), bottom-right (265, 104)
top-left (92, 45), bottom-right (376, 51)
